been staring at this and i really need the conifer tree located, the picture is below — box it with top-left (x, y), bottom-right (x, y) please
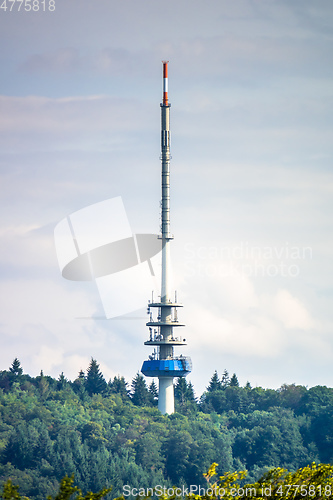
top-left (148, 380), bottom-right (158, 403)
top-left (186, 381), bottom-right (197, 404)
top-left (175, 377), bottom-right (188, 405)
top-left (72, 369), bottom-right (87, 399)
top-left (207, 371), bottom-right (222, 392)
top-left (229, 373), bottom-right (239, 387)
top-left (57, 372), bottom-right (68, 390)
top-left (175, 378), bottom-right (197, 411)
top-left (38, 371), bottom-right (49, 400)
top-left (110, 375), bottom-right (130, 399)
top-left (85, 358), bottom-right (107, 396)
top-left (221, 369), bottom-right (230, 389)
top-left (9, 358), bottom-right (23, 376)
top-left (131, 373), bottom-right (151, 406)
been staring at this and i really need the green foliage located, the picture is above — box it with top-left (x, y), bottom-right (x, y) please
top-left (9, 360), bottom-right (23, 378)
top-left (109, 377), bottom-right (129, 401)
top-left (1, 363), bottom-right (333, 499)
top-left (1, 479), bottom-right (25, 499)
top-left (229, 373), bottom-right (239, 387)
top-left (48, 475), bottom-right (111, 500)
top-left (231, 408), bottom-right (313, 471)
top-left (207, 371), bottom-right (222, 392)
top-left (221, 369), bottom-right (230, 388)
top-left (85, 359), bottom-right (107, 396)
top-left (174, 378), bottom-right (197, 415)
top-left (130, 373), bottom-right (151, 407)
top-left (3, 463), bottom-right (333, 500)
top-left (0, 475), bottom-right (111, 500)
top-left (198, 462), bottom-right (333, 500)
top-left (148, 380), bottom-right (158, 403)
top-left (57, 373), bottom-right (68, 391)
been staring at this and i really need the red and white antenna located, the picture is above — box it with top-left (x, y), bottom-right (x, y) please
top-left (162, 60), bottom-right (169, 106)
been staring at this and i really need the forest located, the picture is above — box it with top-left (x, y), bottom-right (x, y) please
top-left (1, 358), bottom-right (333, 499)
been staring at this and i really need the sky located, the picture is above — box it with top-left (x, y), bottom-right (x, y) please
top-left (0, 0), bottom-right (333, 397)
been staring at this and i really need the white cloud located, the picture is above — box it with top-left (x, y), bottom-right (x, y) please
top-left (0, 94), bottom-right (147, 138)
top-left (33, 345), bottom-right (65, 372)
top-left (272, 289), bottom-right (315, 330)
top-left (20, 48), bottom-right (81, 73)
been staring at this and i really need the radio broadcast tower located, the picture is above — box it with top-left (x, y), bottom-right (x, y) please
top-left (141, 62), bottom-right (192, 414)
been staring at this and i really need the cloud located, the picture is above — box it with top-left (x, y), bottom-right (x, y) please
top-left (273, 289), bottom-right (315, 330)
top-left (20, 48), bottom-right (81, 74)
top-left (0, 93), bottom-right (157, 165)
top-left (177, 269), bottom-right (330, 393)
top-left (17, 31), bottom-right (333, 83)
top-left (179, 251), bottom-right (317, 357)
top-left (188, 305), bottom-right (283, 359)
top-left (0, 94), bottom-right (145, 136)
top-left (19, 47), bottom-right (150, 77)
top-left (0, 274), bottom-right (145, 381)
top-left (33, 345), bottom-right (65, 372)
top-left (0, 224), bottom-right (56, 276)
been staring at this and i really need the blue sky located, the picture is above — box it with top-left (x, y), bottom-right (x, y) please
top-left (1, 0), bottom-right (333, 396)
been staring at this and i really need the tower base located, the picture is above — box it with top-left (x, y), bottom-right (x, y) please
top-left (158, 377), bottom-right (174, 415)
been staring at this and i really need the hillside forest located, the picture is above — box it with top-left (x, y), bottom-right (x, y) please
top-left (1, 358), bottom-right (333, 499)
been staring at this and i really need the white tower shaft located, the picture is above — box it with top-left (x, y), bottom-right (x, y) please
top-left (159, 377), bottom-right (174, 415)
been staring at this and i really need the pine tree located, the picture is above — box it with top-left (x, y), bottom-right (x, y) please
top-left (72, 370), bottom-right (88, 400)
top-left (207, 371), bottom-right (222, 392)
top-left (110, 375), bottom-right (130, 399)
top-left (175, 377), bottom-right (188, 406)
top-left (85, 358), bottom-right (107, 396)
top-left (229, 373), bottom-right (239, 387)
top-left (38, 372), bottom-right (50, 400)
top-left (175, 378), bottom-right (197, 412)
top-left (186, 381), bottom-right (197, 404)
top-left (130, 373), bottom-right (151, 406)
top-left (148, 380), bottom-right (158, 404)
top-left (57, 372), bottom-right (68, 390)
top-left (221, 369), bottom-right (230, 389)
top-left (9, 358), bottom-right (23, 376)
